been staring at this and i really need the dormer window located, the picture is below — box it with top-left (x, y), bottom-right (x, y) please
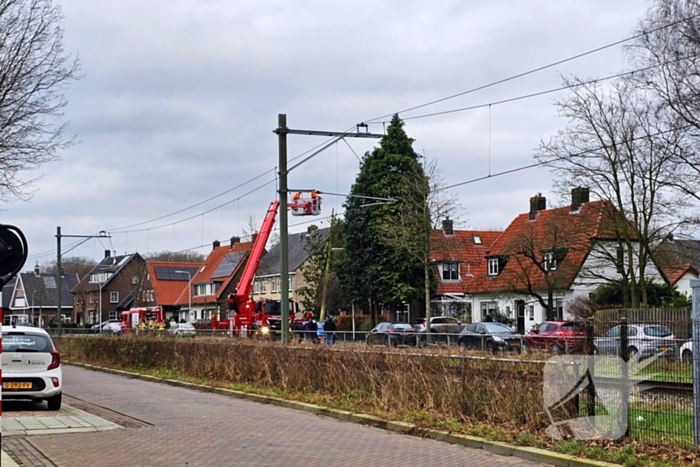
top-left (488, 258), bottom-right (499, 276)
top-left (441, 262), bottom-right (459, 281)
top-left (544, 252), bottom-right (557, 271)
top-left (473, 235), bottom-right (482, 245)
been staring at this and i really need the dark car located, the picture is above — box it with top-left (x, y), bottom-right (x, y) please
top-left (524, 321), bottom-right (586, 354)
top-left (367, 322), bottom-right (417, 347)
top-left (457, 322), bottom-right (523, 352)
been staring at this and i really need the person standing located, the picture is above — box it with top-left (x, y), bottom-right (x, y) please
top-left (325, 316), bottom-right (336, 345)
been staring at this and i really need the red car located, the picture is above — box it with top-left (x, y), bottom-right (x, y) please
top-left (524, 321), bottom-right (586, 354)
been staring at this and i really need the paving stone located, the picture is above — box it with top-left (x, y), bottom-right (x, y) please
top-left (24, 365), bottom-right (552, 467)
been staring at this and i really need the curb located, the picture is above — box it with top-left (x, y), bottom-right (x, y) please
top-left (67, 362), bottom-right (620, 467)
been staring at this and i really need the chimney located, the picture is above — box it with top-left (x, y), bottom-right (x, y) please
top-left (442, 217), bottom-right (454, 236)
top-left (104, 249), bottom-right (111, 259)
top-left (571, 187), bottom-right (590, 212)
top-left (529, 193), bottom-right (546, 220)
top-left (307, 225), bottom-right (318, 233)
top-left (34, 261), bottom-right (40, 276)
top-left (230, 236), bottom-right (240, 248)
top-left (212, 240), bottom-right (221, 250)
top-left (251, 233), bottom-right (258, 243)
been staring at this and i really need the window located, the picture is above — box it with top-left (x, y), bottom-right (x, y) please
top-left (544, 252), bottom-right (557, 271)
top-left (194, 283), bottom-right (214, 297)
top-left (261, 280), bottom-right (266, 293)
top-left (554, 298), bottom-right (563, 319)
top-left (109, 311), bottom-right (118, 321)
top-left (528, 305), bottom-right (534, 320)
top-left (505, 306), bottom-right (511, 317)
top-left (132, 276), bottom-right (139, 285)
top-left (271, 277), bottom-right (278, 293)
top-left (473, 235), bottom-right (482, 245)
top-left (480, 301), bottom-right (497, 317)
top-left (110, 291), bottom-right (119, 303)
top-left (487, 258), bottom-right (499, 276)
top-left (254, 280), bottom-right (261, 294)
top-left (148, 290), bottom-right (155, 302)
top-left (441, 262), bottom-right (459, 281)
top-left (89, 272), bottom-right (113, 284)
top-left (288, 276), bottom-right (294, 292)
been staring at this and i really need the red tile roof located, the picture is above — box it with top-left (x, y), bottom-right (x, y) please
top-left (434, 200), bottom-right (628, 295)
top-left (431, 230), bottom-right (502, 295)
top-left (660, 263), bottom-right (700, 286)
top-left (147, 261), bottom-right (203, 306)
top-left (184, 241), bottom-right (253, 305)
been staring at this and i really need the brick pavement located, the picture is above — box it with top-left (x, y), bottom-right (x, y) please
top-left (22, 366), bottom-right (552, 467)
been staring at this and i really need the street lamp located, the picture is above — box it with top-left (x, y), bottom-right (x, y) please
top-left (175, 271), bottom-right (192, 323)
top-left (31, 291), bottom-right (37, 326)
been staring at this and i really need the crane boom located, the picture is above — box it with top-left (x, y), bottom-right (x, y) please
top-left (235, 200), bottom-right (279, 309)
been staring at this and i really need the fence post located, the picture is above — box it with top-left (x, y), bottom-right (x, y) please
top-left (584, 318), bottom-right (596, 418)
top-left (691, 279), bottom-right (700, 445)
top-left (460, 356), bottom-right (466, 414)
top-left (619, 316), bottom-right (630, 439)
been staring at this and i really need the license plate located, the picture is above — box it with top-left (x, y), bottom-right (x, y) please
top-left (659, 346), bottom-right (670, 351)
top-left (4, 382), bottom-right (32, 389)
top-left (510, 342), bottom-right (521, 347)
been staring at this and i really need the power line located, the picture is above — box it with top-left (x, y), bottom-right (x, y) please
top-left (363, 11), bottom-right (700, 123)
top-left (438, 124), bottom-right (694, 192)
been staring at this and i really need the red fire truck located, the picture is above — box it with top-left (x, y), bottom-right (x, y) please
top-left (121, 306), bottom-right (165, 330)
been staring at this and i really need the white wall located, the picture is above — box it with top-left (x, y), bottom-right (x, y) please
top-left (675, 271), bottom-right (698, 298)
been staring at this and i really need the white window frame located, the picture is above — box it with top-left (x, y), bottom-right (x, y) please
top-left (544, 252), bottom-right (557, 271)
top-left (528, 305), bottom-right (535, 320)
top-left (89, 293), bottom-right (94, 304)
top-left (254, 281), bottom-right (261, 294)
top-left (487, 258), bottom-right (499, 276)
top-left (109, 311), bottom-right (118, 321)
top-left (441, 262), bottom-right (459, 281)
top-left (271, 277), bottom-right (279, 293)
top-left (110, 291), bottom-right (119, 303)
top-left (480, 301), bottom-right (497, 317)
top-left (288, 276), bottom-right (294, 292)
top-left (473, 235), bottom-right (482, 245)
top-left (132, 276), bottom-right (139, 285)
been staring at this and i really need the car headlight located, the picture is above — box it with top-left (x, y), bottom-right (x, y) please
top-left (492, 335), bottom-right (504, 342)
top-left (261, 326), bottom-right (270, 335)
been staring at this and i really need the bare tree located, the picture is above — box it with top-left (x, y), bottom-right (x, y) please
top-left (0, 0), bottom-right (80, 201)
top-left (41, 255), bottom-right (95, 280)
top-left (535, 77), bottom-right (695, 307)
top-left (629, 0), bottom-right (700, 207)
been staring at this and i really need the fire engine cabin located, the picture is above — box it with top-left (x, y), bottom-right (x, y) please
top-left (289, 191), bottom-right (321, 216)
top-left (253, 298), bottom-right (298, 335)
top-left (121, 307), bottom-right (165, 329)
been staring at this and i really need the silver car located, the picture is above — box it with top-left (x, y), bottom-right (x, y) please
top-left (168, 323), bottom-right (196, 337)
top-left (594, 324), bottom-right (676, 360)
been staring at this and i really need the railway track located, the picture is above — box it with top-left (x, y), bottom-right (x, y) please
top-left (595, 376), bottom-right (693, 396)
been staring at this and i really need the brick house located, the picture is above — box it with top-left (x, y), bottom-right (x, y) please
top-left (145, 261), bottom-right (201, 322)
top-left (72, 251), bottom-right (153, 325)
top-left (3, 263), bottom-right (79, 327)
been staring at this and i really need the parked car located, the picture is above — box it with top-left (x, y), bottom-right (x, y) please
top-left (168, 322), bottom-right (196, 338)
top-left (366, 322), bottom-right (417, 346)
top-left (413, 316), bottom-right (464, 335)
top-left (594, 324), bottom-right (676, 360)
top-left (524, 321), bottom-right (586, 354)
top-left (99, 322), bottom-right (125, 335)
top-left (680, 341), bottom-right (692, 361)
top-left (2, 325), bottom-right (62, 410)
top-left (457, 322), bottom-right (523, 352)
top-left (89, 319), bottom-right (121, 334)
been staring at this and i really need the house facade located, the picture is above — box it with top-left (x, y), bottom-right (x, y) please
top-left (430, 188), bottom-right (665, 333)
top-left (72, 251), bottom-right (153, 325)
top-left (252, 225), bottom-right (330, 315)
top-left (146, 261), bottom-right (201, 322)
top-left (178, 238), bottom-right (252, 322)
top-left (3, 264), bottom-right (79, 326)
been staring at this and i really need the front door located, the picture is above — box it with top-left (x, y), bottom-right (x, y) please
top-left (516, 300), bottom-right (525, 334)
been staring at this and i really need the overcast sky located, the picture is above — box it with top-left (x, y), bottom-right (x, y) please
top-left (4, 0), bottom-right (652, 267)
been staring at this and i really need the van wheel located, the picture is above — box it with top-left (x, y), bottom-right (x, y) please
top-left (47, 394), bottom-right (62, 411)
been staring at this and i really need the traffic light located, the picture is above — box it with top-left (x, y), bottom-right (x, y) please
top-left (0, 225), bottom-right (27, 287)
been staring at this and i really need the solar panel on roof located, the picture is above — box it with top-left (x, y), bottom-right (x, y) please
top-left (211, 252), bottom-right (245, 278)
top-left (154, 266), bottom-right (198, 281)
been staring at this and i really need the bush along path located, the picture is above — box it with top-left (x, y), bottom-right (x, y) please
top-left (56, 336), bottom-right (697, 467)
